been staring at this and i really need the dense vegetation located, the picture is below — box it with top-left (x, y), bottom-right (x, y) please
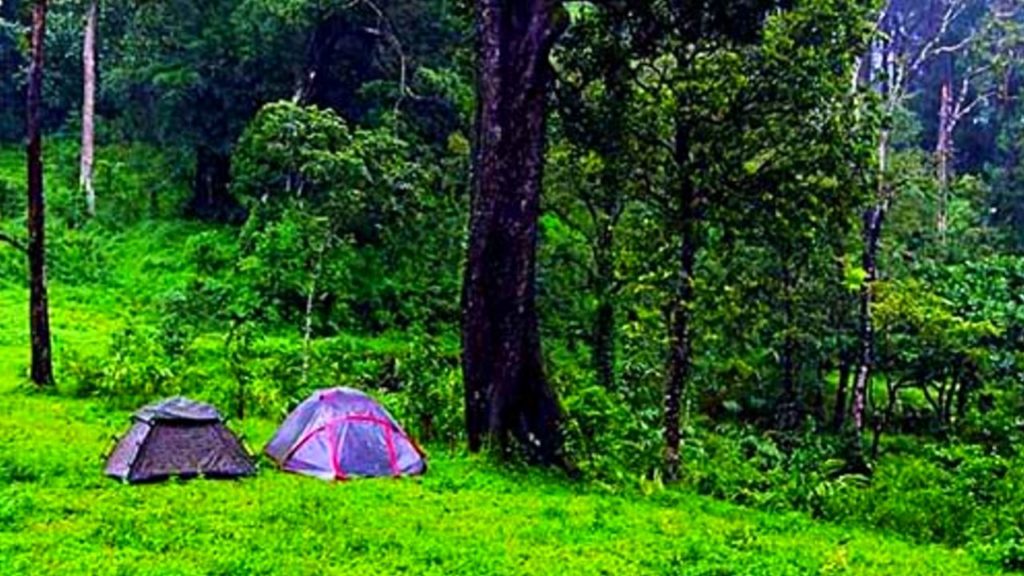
top-left (2, 0), bottom-right (1024, 573)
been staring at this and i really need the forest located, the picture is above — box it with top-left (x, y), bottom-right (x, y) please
top-left (2, 0), bottom-right (1024, 574)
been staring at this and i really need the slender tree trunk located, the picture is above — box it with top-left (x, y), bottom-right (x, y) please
top-left (832, 356), bottom-right (852, 432)
top-left (935, 58), bottom-right (953, 241)
top-left (462, 0), bottom-right (569, 468)
top-left (188, 145), bottom-right (239, 222)
top-left (811, 360), bottom-right (826, 428)
top-left (776, 262), bottom-right (801, 431)
top-left (80, 0), bottom-right (97, 218)
top-left (664, 118), bottom-right (701, 481)
top-left (870, 377), bottom-right (897, 460)
top-left (27, 0), bottom-right (54, 386)
top-left (830, 236), bottom-right (853, 433)
top-left (593, 224), bottom-right (616, 391)
top-left (850, 116), bottom-right (892, 467)
top-left (851, 203), bottom-right (884, 465)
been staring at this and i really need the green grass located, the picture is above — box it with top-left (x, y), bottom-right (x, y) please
top-left (0, 377), bottom-right (1004, 575)
top-left (0, 266), bottom-right (1004, 575)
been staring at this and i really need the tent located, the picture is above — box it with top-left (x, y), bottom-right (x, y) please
top-left (105, 397), bottom-right (255, 483)
top-left (265, 387), bottom-right (425, 480)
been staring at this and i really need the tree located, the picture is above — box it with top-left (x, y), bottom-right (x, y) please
top-left (27, 0), bottom-right (54, 386)
top-left (849, 0), bottom-right (982, 464)
top-left (80, 0), bottom-right (97, 217)
top-left (550, 3), bottom-right (637, 392)
top-left (462, 0), bottom-right (569, 467)
top-left (624, 0), bottom-right (788, 481)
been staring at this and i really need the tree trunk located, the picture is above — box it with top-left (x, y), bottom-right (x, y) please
top-left (27, 0), bottom-right (54, 387)
top-left (811, 360), bottom-right (826, 428)
top-left (664, 118), bottom-right (701, 482)
top-left (776, 261), bottom-right (801, 430)
top-left (462, 0), bottom-right (569, 468)
top-left (593, 224), bottom-right (616, 391)
top-left (870, 377), bottom-right (897, 460)
top-left (80, 0), bottom-right (97, 218)
top-left (832, 356), bottom-right (852, 432)
top-left (187, 145), bottom-right (240, 222)
top-left (830, 236), bottom-right (853, 433)
top-left (935, 57), bottom-right (953, 241)
top-left (850, 203), bottom-right (885, 466)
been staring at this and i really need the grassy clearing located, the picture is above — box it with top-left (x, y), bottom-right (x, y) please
top-left (0, 285), bottom-right (1003, 575)
top-left (0, 382), bottom-right (1002, 575)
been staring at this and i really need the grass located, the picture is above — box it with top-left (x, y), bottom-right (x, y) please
top-left (0, 255), bottom-right (1003, 575)
top-left (0, 371), bottom-right (1005, 575)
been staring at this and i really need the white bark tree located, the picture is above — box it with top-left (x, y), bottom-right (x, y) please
top-left (80, 0), bottom-right (98, 217)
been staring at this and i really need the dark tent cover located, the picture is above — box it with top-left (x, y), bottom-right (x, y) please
top-left (265, 387), bottom-right (425, 480)
top-left (105, 397), bottom-right (255, 483)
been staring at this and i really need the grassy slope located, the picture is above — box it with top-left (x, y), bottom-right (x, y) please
top-left (0, 146), bottom-right (1004, 575)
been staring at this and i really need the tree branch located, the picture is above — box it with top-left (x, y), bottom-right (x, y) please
top-left (0, 231), bottom-right (26, 253)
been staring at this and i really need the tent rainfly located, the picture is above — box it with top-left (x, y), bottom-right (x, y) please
top-left (105, 396), bottom-right (255, 483)
top-left (265, 387), bottom-right (425, 480)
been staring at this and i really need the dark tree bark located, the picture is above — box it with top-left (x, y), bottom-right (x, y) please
top-left (776, 262), bottom-right (802, 431)
top-left (593, 228), bottom-right (616, 391)
top-left (663, 2), bottom-right (705, 482)
top-left (832, 356), bottom-right (852, 432)
top-left (664, 119), bottom-right (702, 481)
top-left (660, 0), bottom-right (784, 481)
top-left (829, 236), bottom-right (854, 433)
top-left (850, 202), bottom-right (886, 467)
top-left (811, 360), bottom-right (827, 428)
top-left (462, 0), bottom-right (569, 467)
top-left (187, 145), bottom-right (242, 223)
top-left (27, 0), bottom-right (54, 386)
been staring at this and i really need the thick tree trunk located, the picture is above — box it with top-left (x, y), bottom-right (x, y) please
top-left (27, 0), bottom-right (53, 386)
top-left (664, 119), bottom-right (701, 482)
top-left (80, 0), bottom-right (97, 218)
top-left (462, 0), bottom-right (568, 467)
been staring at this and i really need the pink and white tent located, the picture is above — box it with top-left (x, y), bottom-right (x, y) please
top-left (265, 387), bottom-right (425, 480)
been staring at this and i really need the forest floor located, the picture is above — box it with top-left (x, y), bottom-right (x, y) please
top-left (0, 257), bottom-right (1004, 575)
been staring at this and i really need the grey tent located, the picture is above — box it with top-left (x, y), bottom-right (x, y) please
top-left (105, 397), bottom-right (255, 483)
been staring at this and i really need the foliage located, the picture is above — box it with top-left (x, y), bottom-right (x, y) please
top-left (226, 101), bottom-right (464, 335)
top-left (2, 0), bottom-right (1024, 571)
